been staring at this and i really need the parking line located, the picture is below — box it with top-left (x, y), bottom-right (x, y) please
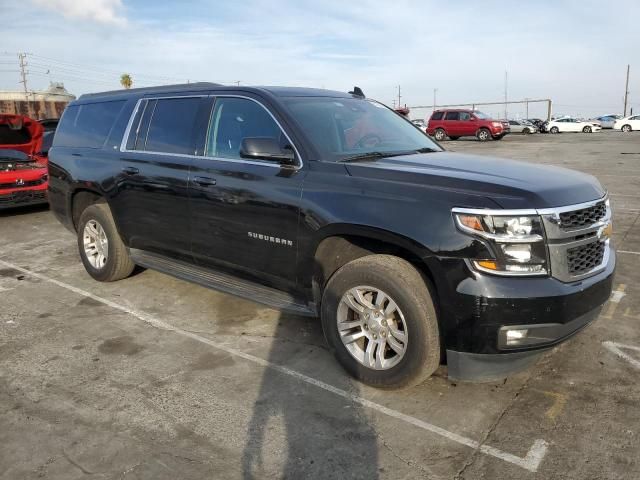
top-left (0, 259), bottom-right (549, 473)
top-left (618, 250), bottom-right (640, 255)
top-left (602, 341), bottom-right (640, 370)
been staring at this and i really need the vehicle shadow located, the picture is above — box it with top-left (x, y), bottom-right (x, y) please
top-left (241, 311), bottom-right (380, 479)
top-left (0, 203), bottom-right (49, 217)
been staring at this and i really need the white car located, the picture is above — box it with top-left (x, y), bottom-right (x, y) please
top-left (411, 119), bottom-right (428, 133)
top-left (547, 117), bottom-right (602, 134)
top-left (614, 115), bottom-right (640, 132)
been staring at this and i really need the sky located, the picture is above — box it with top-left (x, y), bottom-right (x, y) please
top-left (0, 0), bottom-right (637, 119)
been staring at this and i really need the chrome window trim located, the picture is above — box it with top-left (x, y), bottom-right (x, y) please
top-left (119, 94), bottom-right (303, 170)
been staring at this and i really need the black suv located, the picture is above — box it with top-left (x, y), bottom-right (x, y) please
top-left (48, 83), bottom-right (615, 388)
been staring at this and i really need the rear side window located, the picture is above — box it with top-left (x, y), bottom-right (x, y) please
top-left (55, 101), bottom-right (125, 148)
top-left (142, 97), bottom-right (201, 155)
top-left (430, 112), bottom-right (444, 120)
top-left (444, 111), bottom-right (459, 121)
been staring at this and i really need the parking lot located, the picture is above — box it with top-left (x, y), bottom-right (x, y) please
top-left (1, 130), bottom-right (639, 479)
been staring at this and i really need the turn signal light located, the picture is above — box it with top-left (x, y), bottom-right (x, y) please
top-left (476, 260), bottom-right (498, 270)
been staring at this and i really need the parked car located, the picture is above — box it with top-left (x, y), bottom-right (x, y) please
top-left (547, 117), bottom-right (602, 134)
top-left (411, 119), bottom-right (427, 133)
top-left (508, 120), bottom-right (537, 134)
top-left (591, 116), bottom-right (616, 129)
top-left (427, 109), bottom-right (510, 141)
top-left (49, 84), bottom-right (615, 387)
top-left (614, 115), bottom-right (640, 132)
top-left (0, 114), bottom-right (49, 209)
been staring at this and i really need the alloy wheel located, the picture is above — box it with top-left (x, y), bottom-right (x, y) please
top-left (83, 219), bottom-right (109, 269)
top-left (337, 286), bottom-right (408, 370)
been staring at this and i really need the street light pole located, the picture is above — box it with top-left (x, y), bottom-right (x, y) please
top-left (433, 88), bottom-right (437, 111)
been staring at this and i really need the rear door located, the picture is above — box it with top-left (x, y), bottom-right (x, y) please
top-left (188, 95), bottom-right (305, 289)
top-left (443, 111), bottom-right (461, 135)
top-left (112, 95), bottom-right (210, 259)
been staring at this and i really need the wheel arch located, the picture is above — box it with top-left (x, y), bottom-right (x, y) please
top-left (70, 188), bottom-right (106, 231)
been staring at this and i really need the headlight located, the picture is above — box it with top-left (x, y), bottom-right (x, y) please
top-left (454, 211), bottom-right (548, 276)
top-left (492, 122), bottom-right (502, 127)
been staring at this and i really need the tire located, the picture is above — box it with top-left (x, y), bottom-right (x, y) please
top-left (77, 203), bottom-right (135, 282)
top-left (448, 136), bottom-right (460, 140)
top-left (523, 128), bottom-right (531, 135)
top-left (477, 129), bottom-right (491, 141)
top-left (622, 124), bottom-right (632, 132)
top-left (321, 255), bottom-right (440, 389)
top-left (433, 128), bottom-right (446, 141)
top-left (550, 126), bottom-right (559, 134)
top-left (583, 126), bottom-right (592, 133)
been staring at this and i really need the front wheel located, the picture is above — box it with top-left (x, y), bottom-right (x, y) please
top-left (550, 126), bottom-right (560, 134)
top-left (583, 126), bottom-right (592, 133)
top-left (321, 255), bottom-right (440, 388)
top-left (477, 129), bottom-right (491, 141)
top-left (622, 124), bottom-right (632, 132)
top-left (523, 128), bottom-right (531, 135)
top-left (77, 203), bottom-right (135, 282)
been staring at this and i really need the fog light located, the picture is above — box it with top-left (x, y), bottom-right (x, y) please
top-left (506, 329), bottom-right (529, 345)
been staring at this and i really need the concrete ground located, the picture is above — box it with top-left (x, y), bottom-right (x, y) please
top-left (1, 129), bottom-right (639, 479)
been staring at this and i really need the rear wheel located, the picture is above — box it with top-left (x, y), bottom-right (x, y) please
top-left (433, 129), bottom-right (446, 141)
top-left (321, 255), bottom-right (440, 388)
top-left (583, 126), bottom-right (592, 133)
top-left (477, 129), bottom-right (491, 141)
top-left (550, 126), bottom-right (560, 134)
top-left (622, 124), bottom-right (632, 132)
top-left (77, 203), bottom-right (135, 282)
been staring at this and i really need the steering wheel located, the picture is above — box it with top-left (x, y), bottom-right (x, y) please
top-left (356, 134), bottom-right (382, 149)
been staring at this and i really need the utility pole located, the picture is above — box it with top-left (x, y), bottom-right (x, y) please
top-left (525, 98), bottom-right (529, 119)
top-left (18, 52), bottom-right (29, 97)
top-left (623, 64), bottom-right (630, 117)
top-left (433, 88), bottom-right (437, 112)
top-left (504, 70), bottom-right (508, 120)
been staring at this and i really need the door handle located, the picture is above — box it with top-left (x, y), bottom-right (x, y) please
top-left (193, 176), bottom-right (217, 186)
top-left (122, 166), bottom-right (139, 175)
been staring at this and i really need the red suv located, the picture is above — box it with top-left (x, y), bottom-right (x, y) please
top-left (0, 114), bottom-right (49, 209)
top-left (427, 109), bottom-right (510, 142)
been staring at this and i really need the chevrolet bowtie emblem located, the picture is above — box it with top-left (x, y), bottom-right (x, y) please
top-left (598, 222), bottom-right (613, 240)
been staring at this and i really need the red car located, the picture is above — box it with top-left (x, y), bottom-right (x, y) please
top-left (0, 114), bottom-right (49, 209)
top-left (426, 109), bottom-right (510, 142)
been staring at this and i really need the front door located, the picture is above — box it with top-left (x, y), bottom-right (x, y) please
top-left (189, 96), bottom-right (305, 290)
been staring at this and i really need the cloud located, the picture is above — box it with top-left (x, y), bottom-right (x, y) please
top-left (30, 0), bottom-right (126, 25)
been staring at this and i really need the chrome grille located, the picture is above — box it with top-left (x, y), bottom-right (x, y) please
top-left (559, 201), bottom-right (606, 230)
top-left (567, 240), bottom-right (606, 276)
top-left (539, 196), bottom-right (612, 282)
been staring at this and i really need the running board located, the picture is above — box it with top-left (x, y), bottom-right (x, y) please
top-left (129, 249), bottom-right (316, 317)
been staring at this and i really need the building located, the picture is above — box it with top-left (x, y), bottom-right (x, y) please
top-left (0, 82), bottom-right (75, 119)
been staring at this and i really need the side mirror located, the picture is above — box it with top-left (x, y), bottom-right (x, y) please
top-left (240, 137), bottom-right (296, 165)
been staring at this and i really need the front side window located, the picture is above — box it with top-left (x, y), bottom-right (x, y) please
top-left (205, 97), bottom-right (287, 160)
top-left (459, 112), bottom-right (471, 121)
top-left (142, 97), bottom-right (201, 154)
top-left (444, 111), bottom-right (459, 121)
top-left (283, 97), bottom-right (442, 162)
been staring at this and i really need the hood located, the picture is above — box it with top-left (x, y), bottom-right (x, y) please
top-left (344, 152), bottom-right (604, 209)
top-left (0, 114), bottom-right (44, 157)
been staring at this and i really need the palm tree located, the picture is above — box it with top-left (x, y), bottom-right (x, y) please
top-left (120, 73), bottom-right (132, 89)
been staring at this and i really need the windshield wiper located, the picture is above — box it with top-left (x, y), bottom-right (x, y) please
top-left (339, 151), bottom-right (411, 163)
top-left (412, 147), bottom-right (440, 154)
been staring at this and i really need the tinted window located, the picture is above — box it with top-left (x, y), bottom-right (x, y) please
top-left (206, 97), bottom-right (284, 159)
top-left (143, 97), bottom-right (201, 154)
top-left (509, 120), bottom-right (518, 125)
top-left (431, 112), bottom-right (444, 120)
top-left (459, 112), bottom-right (471, 121)
top-left (55, 101), bottom-right (125, 148)
top-left (444, 112), bottom-right (459, 121)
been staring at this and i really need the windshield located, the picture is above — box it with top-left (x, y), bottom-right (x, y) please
top-left (283, 97), bottom-right (442, 161)
top-left (472, 111), bottom-right (491, 119)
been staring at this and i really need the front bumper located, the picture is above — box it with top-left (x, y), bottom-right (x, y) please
top-left (0, 188), bottom-right (48, 209)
